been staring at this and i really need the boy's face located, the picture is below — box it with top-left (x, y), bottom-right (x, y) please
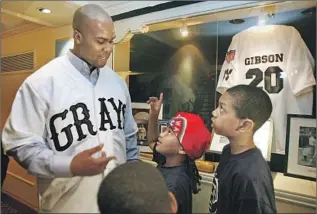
top-left (211, 92), bottom-right (241, 137)
top-left (156, 126), bottom-right (183, 156)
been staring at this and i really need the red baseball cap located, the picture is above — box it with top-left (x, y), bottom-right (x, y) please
top-left (168, 112), bottom-right (212, 160)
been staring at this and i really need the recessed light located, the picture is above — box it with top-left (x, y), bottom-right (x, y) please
top-left (180, 26), bottom-right (189, 37)
top-left (229, 19), bottom-right (245, 24)
top-left (39, 8), bottom-right (51, 14)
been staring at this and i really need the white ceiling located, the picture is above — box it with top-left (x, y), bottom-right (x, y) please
top-left (1, 1), bottom-right (170, 38)
top-left (70, 1), bottom-right (170, 16)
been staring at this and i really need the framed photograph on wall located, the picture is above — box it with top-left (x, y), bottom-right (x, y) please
top-left (285, 114), bottom-right (316, 181)
top-left (208, 118), bottom-right (273, 161)
top-left (132, 102), bottom-right (163, 153)
top-left (158, 119), bottom-right (169, 133)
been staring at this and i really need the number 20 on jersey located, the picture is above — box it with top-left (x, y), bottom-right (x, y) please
top-left (223, 66), bottom-right (284, 94)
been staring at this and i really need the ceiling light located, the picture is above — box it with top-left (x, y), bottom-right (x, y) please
top-left (267, 13), bottom-right (275, 19)
top-left (229, 19), bottom-right (245, 24)
top-left (39, 8), bottom-right (51, 14)
top-left (180, 26), bottom-right (189, 37)
top-left (141, 25), bottom-right (149, 34)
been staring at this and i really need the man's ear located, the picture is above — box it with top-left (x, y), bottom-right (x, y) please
top-left (238, 119), bottom-right (254, 133)
top-left (168, 192), bottom-right (178, 214)
top-left (73, 30), bottom-right (82, 45)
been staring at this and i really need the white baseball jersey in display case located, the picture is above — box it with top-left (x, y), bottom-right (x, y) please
top-left (217, 25), bottom-right (316, 154)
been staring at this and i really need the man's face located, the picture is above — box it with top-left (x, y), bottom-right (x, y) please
top-left (75, 19), bottom-right (115, 68)
top-left (211, 92), bottom-right (240, 137)
top-left (156, 126), bottom-right (182, 156)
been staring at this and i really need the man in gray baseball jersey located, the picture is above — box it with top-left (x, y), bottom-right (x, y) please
top-left (2, 4), bottom-right (139, 213)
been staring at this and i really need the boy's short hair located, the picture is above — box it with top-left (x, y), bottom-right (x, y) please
top-left (226, 85), bottom-right (273, 131)
top-left (97, 161), bottom-right (172, 214)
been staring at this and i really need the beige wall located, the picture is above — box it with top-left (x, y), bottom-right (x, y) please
top-left (1, 25), bottom-right (74, 210)
top-left (1, 70), bottom-right (38, 209)
top-left (2, 25), bottom-right (73, 69)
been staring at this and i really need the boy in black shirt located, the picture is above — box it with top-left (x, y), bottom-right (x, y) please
top-left (147, 93), bottom-right (211, 214)
top-left (209, 85), bottom-right (277, 214)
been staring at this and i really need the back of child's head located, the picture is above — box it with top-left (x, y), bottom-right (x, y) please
top-left (226, 85), bottom-right (272, 131)
top-left (97, 161), bottom-right (173, 214)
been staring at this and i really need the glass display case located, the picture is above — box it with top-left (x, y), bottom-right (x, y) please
top-left (114, 1), bottom-right (316, 157)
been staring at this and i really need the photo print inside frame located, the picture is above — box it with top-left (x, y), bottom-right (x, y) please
top-left (132, 103), bottom-right (163, 153)
top-left (285, 114), bottom-right (316, 181)
top-left (158, 119), bottom-right (169, 133)
top-left (132, 108), bottom-right (149, 146)
top-left (298, 126), bottom-right (316, 168)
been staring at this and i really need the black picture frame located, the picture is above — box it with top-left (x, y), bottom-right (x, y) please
top-left (284, 114), bottom-right (316, 181)
top-left (158, 119), bottom-right (169, 134)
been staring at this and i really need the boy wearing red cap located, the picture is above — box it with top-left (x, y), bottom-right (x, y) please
top-left (147, 93), bottom-right (211, 214)
top-left (209, 85), bottom-right (276, 214)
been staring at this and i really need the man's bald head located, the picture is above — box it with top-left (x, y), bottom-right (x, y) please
top-left (71, 4), bottom-right (115, 68)
top-left (72, 4), bottom-right (113, 33)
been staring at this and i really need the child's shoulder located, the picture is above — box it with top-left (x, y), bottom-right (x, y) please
top-left (227, 148), bottom-right (270, 178)
top-left (171, 169), bottom-right (191, 196)
top-left (159, 165), bottom-right (190, 192)
top-left (236, 156), bottom-right (271, 181)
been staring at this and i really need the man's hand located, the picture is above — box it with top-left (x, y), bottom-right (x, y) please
top-left (70, 144), bottom-right (116, 176)
top-left (147, 93), bottom-right (163, 118)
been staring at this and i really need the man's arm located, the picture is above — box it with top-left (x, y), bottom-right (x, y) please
top-left (122, 81), bottom-right (139, 161)
top-left (7, 143), bottom-right (73, 178)
top-left (3, 81), bottom-right (114, 177)
top-left (2, 81), bottom-right (73, 178)
top-left (125, 134), bottom-right (139, 161)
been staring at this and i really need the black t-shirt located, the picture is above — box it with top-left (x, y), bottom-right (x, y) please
top-left (209, 144), bottom-right (277, 214)
top-left (152, 144), bottom-right (192, 214)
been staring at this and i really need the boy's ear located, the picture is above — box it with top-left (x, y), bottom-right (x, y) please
top-left (238, 119), bottom-right (254, 133)
top-left (168, 192), bottom-right (178, 214)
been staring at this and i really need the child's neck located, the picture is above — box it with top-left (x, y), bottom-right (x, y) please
top-left (164, 155), bottom-right (186, 167)
top-left (229, 136), bottom-right (255, 155)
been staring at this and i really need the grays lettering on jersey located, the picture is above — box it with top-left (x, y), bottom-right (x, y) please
top-left (50, 98), bottom-right (126, 152)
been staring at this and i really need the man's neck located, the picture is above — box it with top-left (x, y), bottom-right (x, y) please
top-left (163, 155), bottom-right (186, 167)
top-left (71, 49), bottom-right (96, 72)
top-left (228, 136), bottom-right (255, 155)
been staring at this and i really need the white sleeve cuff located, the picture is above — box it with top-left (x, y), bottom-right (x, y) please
top-left (50, 156), bottom-right (73, 177)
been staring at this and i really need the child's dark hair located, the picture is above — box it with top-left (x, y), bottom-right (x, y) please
top-left (97, 161), bottom-right (172, 214)
top-left (186, 157), bottom-right (202, 194)
top-left (226, 84), bottom-right (273, 131)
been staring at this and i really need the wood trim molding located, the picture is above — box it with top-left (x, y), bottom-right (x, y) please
top-left (6, 171), bottom-right (36, 187)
